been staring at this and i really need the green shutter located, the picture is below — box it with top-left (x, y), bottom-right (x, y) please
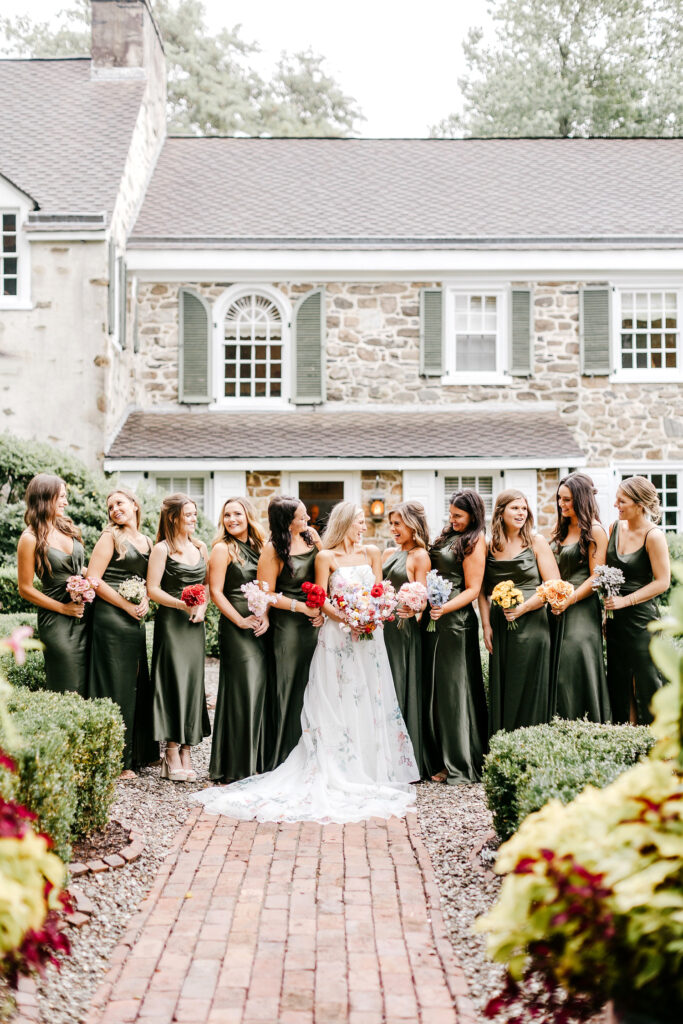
top-left (580, 286), bottom-right (611, 375)
top-left (118, 257), bottom-right (127, 350)
top-left (293, 288), bottom-right (325, 404)
top-left (509, 288), bottom-right (532, 375)
top-left (179, 289), bottom-right (211, 403)
top-left (419, 288), bottom-right (443, 376)
top-left (107, 239), bottom-right (115, 335)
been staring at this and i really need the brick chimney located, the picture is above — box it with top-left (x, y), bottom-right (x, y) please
top-left (91, 0), bottom-right (164, 80)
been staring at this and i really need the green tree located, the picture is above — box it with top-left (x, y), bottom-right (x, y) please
top-left (0, 0), bottom-right (362, 137)
top-left (432, 0), bottom-right (683, 138)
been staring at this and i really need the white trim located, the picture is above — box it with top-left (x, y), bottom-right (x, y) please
top-left (281, 470), bottom-right (362, 506)
top-left (126, 248), bottom-right (683, 278)
top-left (0, 183), bottom-right (32, 308)
top-left (210, 283), bottom-right (292, 408)
top-left (26, 231), bottom-right (108, 242)
top-left (104, 455), bottom-right (582, 473)
top-left (610, 284), bottom-right (683, 382)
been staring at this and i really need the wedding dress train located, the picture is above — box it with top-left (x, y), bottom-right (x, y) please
top-left (191, 564), bottom-right (418, 823)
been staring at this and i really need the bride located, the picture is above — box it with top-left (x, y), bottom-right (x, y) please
top-left (191, 501), bottom-right (419, 823)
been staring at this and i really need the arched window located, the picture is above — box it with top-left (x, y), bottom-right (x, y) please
top-left (222, 292), bottom-right (284, 399)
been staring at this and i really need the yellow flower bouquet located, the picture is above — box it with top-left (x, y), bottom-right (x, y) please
top-left (491, 580), bottom-right (524, 630)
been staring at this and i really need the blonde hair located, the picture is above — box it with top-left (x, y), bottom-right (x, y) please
top-left (212, 497), bottom-right (266, 563)
top-left (389, 502), bottom-right (430, 550)
top-left (156, 493), bottom-right (201, 554)
top-left (104, 487), bottom-right (143, 559)
top-left (322, 501), bottom-right (363, 550)
top-left (490, 489), bottom-right (535, 553)
top-left (618, 476), bottom-right (662, 524)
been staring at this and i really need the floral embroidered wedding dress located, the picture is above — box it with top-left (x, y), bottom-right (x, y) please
top-left (192, 564), bottom-right (418, 823)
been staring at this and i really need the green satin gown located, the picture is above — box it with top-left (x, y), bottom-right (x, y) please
top-left (152, 549), bottom-right (210, 746)
top-left (267, 546), bottom-right (319, 768)
top-left (422, 542), bottom-right (487, 783)
top-left (382, 549), bottom-right (423, 773)
top-left (89, 540), bottom-right (159, 770)
top-left (485, 546), bottom-right (551, 735)
top-left (550, 541), bottom-right (610, 723)
top-left (605, 524), bottom-right (664, 725)
top-left (37, 541), bottom-right (89, 696)
top-left (210, 541), bottom-right (268, 781)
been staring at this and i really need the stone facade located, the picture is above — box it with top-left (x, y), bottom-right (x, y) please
top-left (361, 471), bottom-right (403, 545)
top-left (537, 468), bottom-right (561, 534)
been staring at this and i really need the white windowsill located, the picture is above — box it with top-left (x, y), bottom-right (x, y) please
top-left (210, 398), bottom-right (290, 411)
top-left (0, 300), bottom-right (33, 311)
top-left (611, 370), bottom-right (683, 384)
top-left (441, 372), bottom-right (511, 386)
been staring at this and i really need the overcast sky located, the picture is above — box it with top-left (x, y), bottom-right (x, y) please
top-left (18, 0), bottom-right (494, 136)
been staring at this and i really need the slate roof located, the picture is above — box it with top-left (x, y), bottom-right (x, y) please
top-left (131, 136), bottom-right (683, 246)
top-left (106, 409), bottom-right (585, 462)
top-left (0, 58), bottom-right (144, 216)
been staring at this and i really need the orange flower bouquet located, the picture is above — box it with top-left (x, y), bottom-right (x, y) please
top-left (536, 578), bottom-right (575, 610)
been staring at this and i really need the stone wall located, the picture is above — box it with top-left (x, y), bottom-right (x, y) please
top-left (536, 468), bottom-right (560, 536)
top-left (246, 471), bottom-right (281, 526)
top-left (361, 471), bottom-right (402, 546)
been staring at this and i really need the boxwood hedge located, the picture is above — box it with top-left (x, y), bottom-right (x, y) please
top-left (483, 718), bottom-right (654, 842)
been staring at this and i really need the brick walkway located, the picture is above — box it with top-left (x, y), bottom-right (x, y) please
top-left (85, 809), bottom-right (476, 1024)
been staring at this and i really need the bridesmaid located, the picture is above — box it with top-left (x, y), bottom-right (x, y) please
top-left (17, 474), bottom-right (88, 695)
top-left (87, 488), bottom-right (159, 779)
top-left (424, 489), bottom-right (488, 784)
top-left (208, 497), bottom-right (268, 782)
top-left (147, 493), bottom-right (210, 781)
top-left (549, 473), bottom-right (611, 722)
top-left (605, 476), bottom-right (670, 725)
top-left (258, 496), bottom-right (322, 768)
top-left (479, 489), bottom-right (559, 734)
top-left (382, 502), bottom-right (430, 775)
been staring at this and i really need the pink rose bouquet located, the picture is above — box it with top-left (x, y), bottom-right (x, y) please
top-left (395, 581), bottom-right (428, 630)
top-left (66, 574), bottom-right (99, 604)
top-left (240, 580), bottom-right (277, 618)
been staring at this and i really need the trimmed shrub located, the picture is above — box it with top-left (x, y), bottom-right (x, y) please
top-left (0, 612), bottom-right (45, 690)
top-left (483, 718), bottom-right (654, 842)
top-left (0, 690), bottom-right (124, 859)
top-left (0, 567), bottom-right (40, 614)
top-left (205, 601), bottom-right (220, 658)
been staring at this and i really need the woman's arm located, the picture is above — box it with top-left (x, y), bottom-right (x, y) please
top-left (367, 545), bottom-right (382, 584)
top-left (397, 548), bottom-right (431, 619)
top-left (430, 536), bottom-right (486, 620)
top-left (504, 535), bottom-right (560, 621)
top-left (315, 550), bottom-right (343, 622)
top-left (87, 533), bottom-right (147, 620)
top-left (17, 532), bottom-right (84, 618)
top-left (478, 589), bottom-right (493, 654)
top-left (209, 543), bottom-right (266, 635)
top-left (257, 542), bottom-right (319, 618)
top-left (605, 529), bottom-right (671, 610)
top-left (553, 524), bottom-right (608, 614)
top-left (147, 542), bottom-right (190, 614)
top-left (188, 543), bottom-right (210, 622)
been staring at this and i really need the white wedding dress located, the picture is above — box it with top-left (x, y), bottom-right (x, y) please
top-left (192, 564), bottom-right (419, 824)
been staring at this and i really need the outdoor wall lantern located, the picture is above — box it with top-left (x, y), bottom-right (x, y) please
top-left (369, 476), bottom-right (386, 521)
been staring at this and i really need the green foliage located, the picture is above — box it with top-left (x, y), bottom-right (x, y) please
top-left (204, 601), bottom-right (220, 658)
top-left (0, 568), bottom-right (39, 613)
top-left (484, 718), bottom-right (654, 841)
top-left (0, 0), bottom-right (362, 137)
top-left (0, 689), bottom-right (124, 860)
top-left (433, 0), bottom-right (683, 138)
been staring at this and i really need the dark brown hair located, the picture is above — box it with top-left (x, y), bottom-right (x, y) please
top-left (268, 495), bottom-right (312, 572)
top-left (156, 493), bottom-right (201, 554)
top-left (24, 474), bottom-right (81, 578)
top-left (432, 489), bottom-right (486, 561)
top-left (551, 473), bottom-right (601, 558)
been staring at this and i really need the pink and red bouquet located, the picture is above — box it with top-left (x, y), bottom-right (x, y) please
top-left (301, 581), bottom-right (326, 609)
top-left (240, 580), bottom-right (277, 618)
top-left (65, 574), bottom-right (99, 604)
top-left (180, 584), bottom-right (207, 607)
top-left (395, 580), bottom-right (428, 630)
top-left (330, 578), bottom-right (397, 641)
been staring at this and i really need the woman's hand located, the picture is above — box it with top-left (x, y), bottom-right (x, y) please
top-left (429, 606), bottom-right (444, 621)
top-left (62, 600), bottom-right (85, 619)
top-left (240, 613), bottom-right (263, 632)
top-left (252, 616), bottom-right (269, 637)
top-left (310, 612), bottom-right (325, 628)
top-left (483, 624), bottom-right (493, 654)
top-left (604, 594), bottom-right (630, 612)
top-left (301, 603), bottom-right (320, 619)
top-left (189, 602), bottom-right (207, 623)
top-left (397, 605), bottom-right (415, 619)
top-left (504, 602), bottom-right (526, 623)
top-left (551, 595), bottom-right (573, 616)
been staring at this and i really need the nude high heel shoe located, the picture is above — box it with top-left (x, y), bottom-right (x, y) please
top-left (161, 745), bottom-right (188, 782)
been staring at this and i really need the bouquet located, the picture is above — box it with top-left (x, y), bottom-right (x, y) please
top-left (591, 564), bottom-right (625, 619)
top-left (536, 578), bottom-right (575, 610)
top-left (118, 576), bottom-right (147, 606)
top-left (330, 579), bottom-right (397, 641)
top-left (490, 579), bottom-right (524, 630)
top-left (425, 569), bottom-right (453, 633)
top-left (240, 580), bottom-right (277, 618)
top-left (66, 574), bottom-right (99, 604)
top-left (395, 580), bottom-right (428, 630)
top-left (180, 584), bottom-right (207, 607)
top-left (301, 581), bottom-right (326, 609)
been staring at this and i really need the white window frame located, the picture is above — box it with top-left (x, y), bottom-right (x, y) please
top-left (149, 473), bottom-right (210, 514)
top-left (280, 470), bottom-right (361, 507)
top-left (211, 283), bottom-right (291, 408)
top-left (437, 470), bottom-right (503, 528)
top-left (442, 284), bottom-right (509, 385)
top-left (0, 177), bottom-right (32, 310)
top-left (611, 285), bottom-right (683, 383)
top-left (617, 464), bottom-right (683, 533)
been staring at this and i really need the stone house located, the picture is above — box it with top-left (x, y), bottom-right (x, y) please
top-left (2, 0), bottom-right (682, 540)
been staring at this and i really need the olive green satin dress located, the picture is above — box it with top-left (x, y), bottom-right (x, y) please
top-left (37, 541), bottom-right (89, 696)
top-left (382, 549), bottom-right (423, 773)
top-left (550, 541), bottom-right (610, 723)
top-left (485, 547), bottom-right (551, 735)
top-left (89, 540), bottom-right (159, 770)
top-left (422, 542), bottom-right (487, 783)
top-left (152, 548), bottom-right (210, 746)
top-left (210, 541), bottom-right (268, 781)
top-left (268, 546), bottom-right (319, 768)
top-left (605, 524), bottom-right (664, 725)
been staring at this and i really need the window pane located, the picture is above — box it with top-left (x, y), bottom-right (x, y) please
top-left (2, 214), bottom-right (15, 231)
top-left (622, 471), bottom-right (680, 531)
top-left (456, 335), bottom-right (496, 372)
top-left (223, 293), bottom-right (283, 399)
top-left (2, 234), bottom-right (15, 253)
top-left (3, 279), bottom-right (17, 296)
